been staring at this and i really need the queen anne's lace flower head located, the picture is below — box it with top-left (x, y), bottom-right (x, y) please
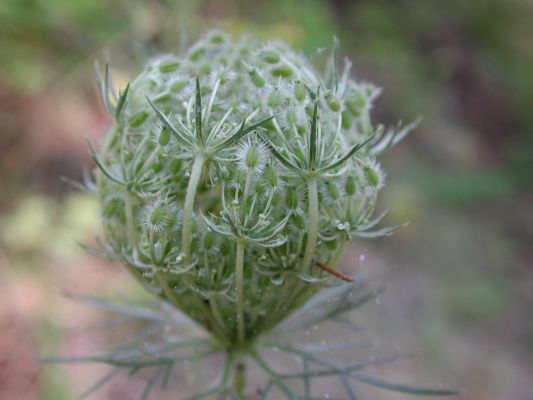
top-left (90, 30), bottom-right (414, 348)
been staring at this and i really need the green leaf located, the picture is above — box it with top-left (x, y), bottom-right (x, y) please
top-left (260, 381), bottom-right (273, 400)
top-left (60, 175), bottom-right (94, 192)
top-left (268, 343), bottom-right (404, 380)
top-left (185, 353), bottom-right (232, 400)
top-left (195, 77), bottom-right (204, 147)
top-left (259, 135), bottom-right (302, 173)
top-left (141, 367), bottom-right (164, 400)
top-left (303, 358), bottom-right (311, 398)
top-left (114, 83), bottom-right (130, 119)
top-left (309, 101), bottom-right (318, 170)
top-left (61, 292), bottom-right (168, 321)
top-left (215, 115), bottom-right (273, 151)
top-left (86, 139), bottom-right (126, 185)
top-left (94, 63), bottom-right (116, 115)
top-left (77, 241), bottom-right (116, 261)
top-left (160, 363), bottom-right (174, 390)
top-left (104, 63), bottom-right (117, 101)
top-left (78, 367), bottom-right (120, 399)
top-left (251, 351), bottom-right (298, 400)
top-left (146, 97), bottom-right (194, 148)
top-left (351, 373), bottom-right (460, 396)
top-left (318, 132), bottom-right (377, 173)
top-left (370, 117), bottom-right (421, 155)
top-left (353, 222), bottom-right (409, 238)
top-left (332, 36), bottom-right (339, 92)
top-left (341, 375), bottom-right (358, 400)
top-left (299, 288), bottom-right (384, 327)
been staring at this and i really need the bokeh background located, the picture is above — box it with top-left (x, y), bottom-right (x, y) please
top-left (1, 0), bottom-right (532, 399)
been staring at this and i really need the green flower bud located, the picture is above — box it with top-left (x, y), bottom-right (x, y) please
top-left (91, 30), bottom-right (403, 355)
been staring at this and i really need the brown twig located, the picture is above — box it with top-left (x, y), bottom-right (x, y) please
top-left (314, 261), bottom-right (354, 282)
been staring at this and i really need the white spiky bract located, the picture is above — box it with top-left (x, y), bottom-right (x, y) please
top-left (93, 30), bottom-right (413, 351)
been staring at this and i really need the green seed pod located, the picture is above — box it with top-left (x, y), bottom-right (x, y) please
top-left (151, 161), bottom-right (163, 173)
top-left (220, 239), bottom-right (232, 256)
top-left (159, 59), bottom-right (180, 73)
top-left (267, 90), bottom-right (283, 107)
top-left (326, 182), bottom-right (340, 201)
top-left (158, 127), bottom-right (171, 146)
top-left (345, 174), bottom-right (357, 196)
top-left (209, 32), bottom-right (225, 44)
top-left (262, 165), bottom-right (279, 190)
top-left (254, 181), bottom-right (266, 196)
top-left (143, 199), bottom-right (172, 232)
top-left (326, 93), bottom-right (341, 112)
top-left (170, 79), bottom-right (188, 93)
top-left (102, 197), bottom-right (122, 220)
top-left (248, 68), bottom-right (265, 87)
top-left (128, 111), bottom-right (149, 128)
top-left (364, 163), bottom-right (384, 189)
top-left (203, 231), bottom-right (217, 251)
top-left (341, 111), bottom-right (352, 129)
top-left (271, 65), bottom-right (293, 78)
top-left (294, 81), bottom-right (306, 102)
top-left (261, 49), bottom-right (280, 64)
top-left (189, 46), bottom-right (206, 61)
top-left (325, 238), bottom-right (338, 249)
top-left (285, 185), bottom-right (301, 212)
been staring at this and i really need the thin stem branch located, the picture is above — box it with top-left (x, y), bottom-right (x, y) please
top-left (302, 178), bottom-right (318, 272)
top-left (235, 241), bottom-right (245, 345)
top-left (181, 154), bottom-right (205, 264)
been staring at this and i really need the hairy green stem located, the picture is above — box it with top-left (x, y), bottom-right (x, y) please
top-left (181, 154), bottom-right (205, 264)
top-left (124, 191), bottom-right (138, 247)
top-left (243, 167), bottom-right (253, 199)
top-left (302, 178), bottom-right (319, 272)
top-left (235, 241), bottom-right (245, 345)
top-left (233, 354), bottom-right (246, 399)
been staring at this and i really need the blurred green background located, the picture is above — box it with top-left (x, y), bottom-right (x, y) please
top-left (1, 0), bottom-right (532, 399)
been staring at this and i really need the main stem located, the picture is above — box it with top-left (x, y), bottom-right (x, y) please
top-left (233, 354), bottom-right (246, 399)
top-left (181, 154), bottom-right (205, 264)
top-left (235, 241), bottom-right (245, 346)
top-left (302, 178), bottom-right (319, 272)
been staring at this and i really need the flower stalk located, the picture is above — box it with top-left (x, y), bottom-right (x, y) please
top-left (181, 154), bottom-right (205, 265)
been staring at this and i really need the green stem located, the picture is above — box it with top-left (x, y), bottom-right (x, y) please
top-left (233, 354), bottom-right (246, 399)
top-left (243, 167), bottom-right (253, 199)
top-left (209, 298), bottom-right (226, 337)
top-left (181, 154), bottom-right (205, 264)
top-left (235, 241), bottom-right (245, 346)
top-left (124, 191), bottom-right (138, 247)
top-left (258, 276), bottom-right (294, 333)
top-left (156, 272), bottom-right (181, 309)
top-left (302, 178), bottom-right (319, 272)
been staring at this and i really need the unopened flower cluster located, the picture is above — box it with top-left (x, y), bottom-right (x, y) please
top-left (93, 31), bottom-right (393, 349)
